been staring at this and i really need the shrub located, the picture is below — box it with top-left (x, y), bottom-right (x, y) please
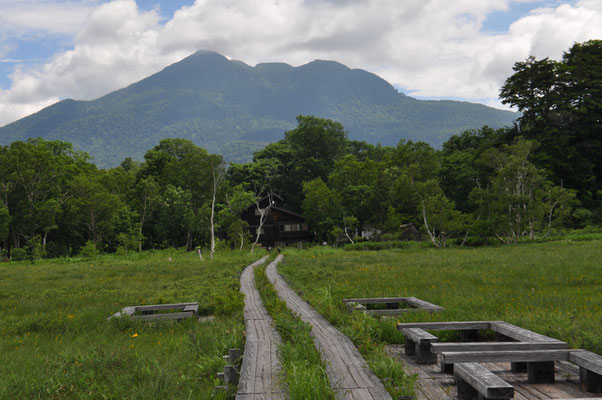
top-left (10, 247), bottom-right (30, 261)
top-left (343, 240), bottom-right (429, 251)
top-left (79, 241), bottom-right (99, 257)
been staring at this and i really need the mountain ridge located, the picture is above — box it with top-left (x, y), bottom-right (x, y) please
top-left (0, 50), bottom-right (517, 167)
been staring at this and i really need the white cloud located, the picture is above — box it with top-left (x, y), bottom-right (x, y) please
top-left (0, 0), bottom-right (601, 127)
top-left (0, 0), bottom-right (97, 36)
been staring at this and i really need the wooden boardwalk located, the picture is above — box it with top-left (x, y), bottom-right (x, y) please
top-left (266, 255), bottom-right (392, 400)
top-left (237, 256), bottom-right (287, 400)
top-left (385, 344), bottom-right (601, 400)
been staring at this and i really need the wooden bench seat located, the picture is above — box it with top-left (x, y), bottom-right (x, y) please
top-left (489, 321), bottom-right (563, 343)
top-left (570, 350), bottom-right (602, 392)
top-left (454, 363), bottom-right (514, 400)
top-left (430, 341), bottom-right (568, 353)
top-left (440, 349), bottom-right (573, 383)
top-left (402, 327), bottom-right (438, 364)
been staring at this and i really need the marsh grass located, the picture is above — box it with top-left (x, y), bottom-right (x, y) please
top-left (0, 249), bottom-right (264, 399)
top-left (254, 265), bottom-right (335, 400)
top-left (278, 240), bottom-right (601, 392)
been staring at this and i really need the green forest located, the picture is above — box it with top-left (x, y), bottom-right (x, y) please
top-left (0, 40), bottom-right (600, 259)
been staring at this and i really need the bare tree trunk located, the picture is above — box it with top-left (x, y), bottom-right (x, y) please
top-left (251, 192), bottom-right (274, 253)
top-left (239, 232), bottom-right (244, 250)
top-left (210, 162), bottom-right (223, 260)
top-left (343, 218), bottom-right (354, 244)
top-left (421, 199), bottom-right (440, 248)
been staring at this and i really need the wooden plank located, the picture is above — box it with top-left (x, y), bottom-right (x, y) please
top-left (405, 297), bottom-right (444, 311)
top-left (490, 321), bottom-right (563, 343)
top-left (397, 321), bottom-right (492, 331)
top-left (569, 350), bottom-right (602, 375)
top-left (343, 297), bottom-right (412, 304)
top-left (266, 255), bottom-right (392, 399)
top-left (403, 328), bottom-right (438, 343)
top-left (131, 311), bottom-right (194, 321)
top-left (431, 341), bottom-right (568, 353)
top-left (367, 308), bottom-right (441, 316)
top-left (454, 362), bottom-right (514, 399)
top-left (236, 256), bottom-right (287, 399)
top-left (134, 302), bottom-right (198, 312)
top-left (442, 349), bottom-right (573, 364)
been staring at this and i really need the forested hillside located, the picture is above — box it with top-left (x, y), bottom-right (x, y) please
top-left (0, 51), bottom-right (516, 168)
top-left (0, 41), bottom-right (599, 259)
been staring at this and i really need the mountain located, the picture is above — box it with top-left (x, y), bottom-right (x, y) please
top-left (0, 51), bottom-right (517, 167)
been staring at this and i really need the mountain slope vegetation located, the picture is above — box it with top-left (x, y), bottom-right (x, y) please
top-left (0, 51), bottom-right (516, 167)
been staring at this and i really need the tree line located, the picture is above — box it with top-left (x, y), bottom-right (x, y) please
top-left (0, 40), bottom-right (599, 258)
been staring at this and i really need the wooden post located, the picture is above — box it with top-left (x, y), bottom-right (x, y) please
top-left (404, 337), bottom-right (416, 356)
top-left (228, 348), bottom-right (242, 364)
top-left (223, 365), bottom-right (238, 384)
top-left (456, 376), bottom-right (479, 400)
top-left (415, 341), bottom-right (437, 364)
top-left (580, 367), bottom-right (602, 392)
top-left (527, 361), bottom-right (555, 383)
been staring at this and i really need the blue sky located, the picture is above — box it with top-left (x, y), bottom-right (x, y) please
top-left (0, 0), bottom-right (599, 126)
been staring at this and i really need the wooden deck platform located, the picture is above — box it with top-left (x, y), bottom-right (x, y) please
top-left (385, 344), bottom-right (601, 400)
top-left (266, 255), bottom-right (392, 400)
top-left (237, 256), bottom-right (287, 400)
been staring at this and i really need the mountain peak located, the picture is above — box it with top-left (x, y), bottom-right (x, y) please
top-left (0, 51), bottom-right (517, 168)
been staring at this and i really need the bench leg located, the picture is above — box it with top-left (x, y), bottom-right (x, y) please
top-left (460, 329), bottom-right (480, 342)
top-left (456, 376), bottom-right (480, 400)
top-left (527, 361), bottom-right (555, 383)
top-left (404, 338), bottom-right (416, 356)
top-left (441, 359), bottom-right (454, 374)
top-left (580, 367), bottom-right (602, 392)
top-left (415, 342), bottom-right (437, 364)
top-left (511, 362), bottom-right (527, 372)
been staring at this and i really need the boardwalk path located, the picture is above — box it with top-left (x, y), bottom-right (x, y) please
top-left (237, 256), bottom-right (287, 399)
top-left (266, 255), bottom-right (392, 400)
top-left (385, 344), bottom-right (600, 400)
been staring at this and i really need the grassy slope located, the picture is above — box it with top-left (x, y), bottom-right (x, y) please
top-left (0, 250), bottom-right (264, 399)
top-left (278, 240), bottom-right (601, 354)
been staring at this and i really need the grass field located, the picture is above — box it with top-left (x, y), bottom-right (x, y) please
top-left (278, 240), bottom-right (602, 356)
top-left (1, 239), bottom-right (600, 399)
top-left (0, 250), bottom-right (265, 399)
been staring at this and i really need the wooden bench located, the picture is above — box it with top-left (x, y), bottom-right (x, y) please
top-left (343, 296), bottom-right (443, 316)
top-left (431, 341), bottom-right (568, 353)
top-left (570, 350), bottom-right (602, 392)
top-left (490, 321), bottom-right (563, 343)
top-left (440, 349), bottom-right (573, 383)
top-left (398, 321), bottom-right (490, 342)
top-left (454, 363), bottom-right (514, 400)
top-left (108, 302), bottom-right (199, 321)
top-left (402, 327), bottom-right (438, 364)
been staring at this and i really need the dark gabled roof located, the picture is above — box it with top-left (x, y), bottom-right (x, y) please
top-left (271, 206), bottom-right (304, 220)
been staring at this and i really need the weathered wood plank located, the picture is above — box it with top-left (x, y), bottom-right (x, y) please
top-left (266, 255), bottom-right (392, 399)
top-left (343, 297), bottom-right (412, 304)
top-left (131, 311), bottom-right (195, 321)
top-left (403, 328), bottom-right (439, 343)
top-left (397, 321), bottom-right (492, 331)
top-left (236, 256), bottom-right (287, 400)
top-left (431, 341), bottom-right (568, 353)
top-left (441, 349), bottom-right (573, 364)
top-left (454, 362), bottom-right (514, 399)
top-left (490, 321), bottom-right (564, 343)
top-left (569, 350), bottom-right (602, 375)
top-left (133, 302), bottom-right (198, 312)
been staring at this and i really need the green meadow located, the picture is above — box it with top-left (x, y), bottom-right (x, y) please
top-left (278, 240), bottom-right (601, 356)
top-left (0, 250), bottom-right (264, 399)
top-left (0, 239), bottom-right (600, 399)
